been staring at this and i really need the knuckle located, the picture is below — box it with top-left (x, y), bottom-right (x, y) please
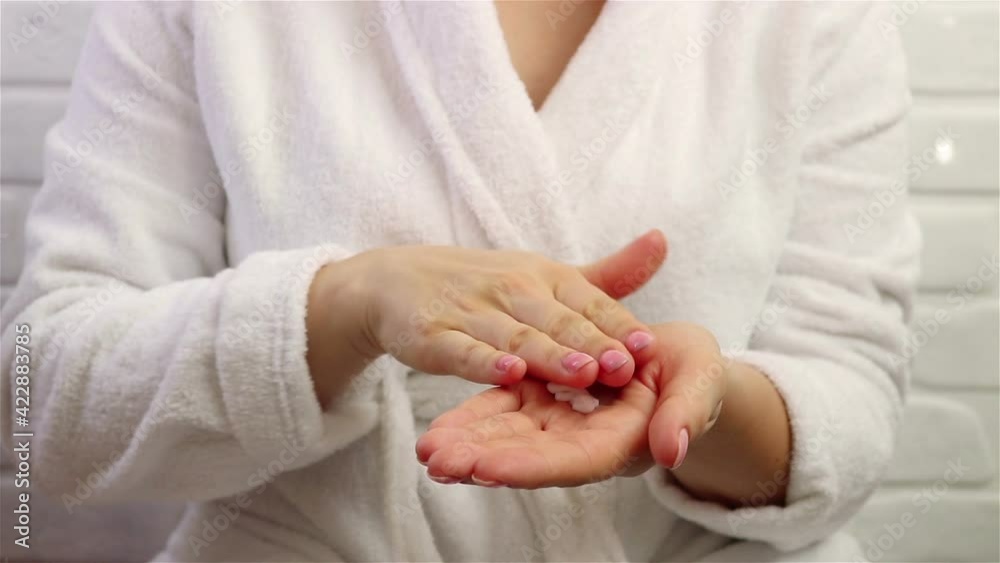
top-left (452, 294), bottom-right (479, 314)
top-left (485, 273), bottom-right (535, 309)
top-left (581, 298), bottom-right (607, 322)
top-left (452, 341), bottom-right (487, 377)
top-left (488, 277), bottom-right (512, 299)
top-left (484, 287), bottom-right (511, 312)
top-left (418, 348), bottom-right (447, 374)
top-left (606, 316), bottom-right (639, 338)
top-left (504, 272), bottom-right (537, 293)
top-left (505, 325), bottom-right (535, 353)
top-left (544, 343), bottom-right (569, 364)
top-left (569, 322), bottom-right (599, 349)
top-left (414, 322), bottom-right (438, 339)
top-left (461, 340), bottom-right (483, 364)
top-left (584, 322), bottom-right (609, 344)
top-left (545, 312), bottom-right (578, 338)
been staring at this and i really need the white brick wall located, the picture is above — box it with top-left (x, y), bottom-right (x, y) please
top-left (847, 3), bottom-right (999, 562)
top-left (0, 2), bottom-right (997, 561)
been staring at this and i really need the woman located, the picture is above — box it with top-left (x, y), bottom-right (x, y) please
top-left (1, 1), bottom-right (920, 561)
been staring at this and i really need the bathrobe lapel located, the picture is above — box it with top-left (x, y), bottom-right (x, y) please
top-left (386, 1), bottom-right (552, 253)
top-left (538, 2), bottom-right (674, 185)
top-left (387, 1), bottom-right (670, 263)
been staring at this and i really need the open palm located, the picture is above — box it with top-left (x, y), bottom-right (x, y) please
top-left (415, 322), bottom-right (729, 488)
top-left (415, 376), bottom-right (658, 488)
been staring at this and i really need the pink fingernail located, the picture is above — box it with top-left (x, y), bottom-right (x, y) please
top-left (428, 474), bottom-right (461, 485)
top-left (599, 350), bottom-right (629, 372)
top-left (496, 355), bottom-right (519, 373)
top-left (471, 475), bottom-right (505, 488)
top-left (671, 428), bottom-right (689, 470)
top-left (561, 352), bottom-right (595, 373)
top-left (626, 331), bottom-right (654, 352)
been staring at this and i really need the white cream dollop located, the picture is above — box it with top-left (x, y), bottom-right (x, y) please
top-left (546, 382), bottom-right (599, 414)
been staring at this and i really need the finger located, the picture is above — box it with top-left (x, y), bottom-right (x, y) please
top-left (454, 411), bottom-right (539, 441)
top-left (507, 296), bottom-right (635, 387)
top-left (463, 310), bottom-right (599, 387)
top-left (469, 432), bottom-right (636, 489)
top-left (423, 412), bottom-right (537, 480)
top-left (416, 331), bottom-right (527, 386)
top-left (427, 386), bottom-right (523, 431)
top-left (645, 357), bottom-right (728, 470)
top-left (425, 441), bottom-right (486, 484)
top-left (416, 427), bottom-right (474, 465)
top-left (578, 229), bottom-right (668, 299)
top-left (553, 279), bottom-right (656, 383)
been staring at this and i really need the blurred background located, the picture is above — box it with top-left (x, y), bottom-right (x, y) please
top-left (1, 2), bottom-right (997, 562)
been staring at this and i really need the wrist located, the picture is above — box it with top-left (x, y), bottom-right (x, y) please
top-left (314, 252), bottom-right (383, 360)
top-left (305, 254), bottom-right (383, 408)
top-left (698, 358), bottom-right (742, 441)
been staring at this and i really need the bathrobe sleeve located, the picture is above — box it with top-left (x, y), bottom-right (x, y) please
top-left (0, 4), bottom-right (381, 503)
top-left (646, 3), bottom-right (921, 550)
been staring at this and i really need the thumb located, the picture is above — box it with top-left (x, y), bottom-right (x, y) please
top-left (645, 347), bottom-right (727, 470)
top-left (579, 229), bottom-right (668, 299)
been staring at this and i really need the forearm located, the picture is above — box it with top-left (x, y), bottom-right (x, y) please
top-left (306, 255), bottom-right (380, 409)
top-left (670, 360), bottom-right (791, 507)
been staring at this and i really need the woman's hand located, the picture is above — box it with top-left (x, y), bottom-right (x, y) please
top-left (415, 322), bottom-right (731, 488)
top-left (308, 231), bottom-right (668, 406)
top-left (416, 377), bottom-right (657, 487)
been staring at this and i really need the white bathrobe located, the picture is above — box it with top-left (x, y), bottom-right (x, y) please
top-left (1, 1), bottom-right (920, 561)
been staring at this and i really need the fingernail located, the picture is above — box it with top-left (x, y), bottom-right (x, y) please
top-left (671, 428), bottom-right (689, 470)
top-left (561, 352), bottom-right (595, 373)
top-left (471, 475), bottom-right (505, 488)
top-left (626, 331), bottom-right (654, 352)
top-left (496, 355), bottom-right (519, 373)
top-left (428, 474), bottom-right (461, 485)
top-left (599, 350), bottom-right (629, 372)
